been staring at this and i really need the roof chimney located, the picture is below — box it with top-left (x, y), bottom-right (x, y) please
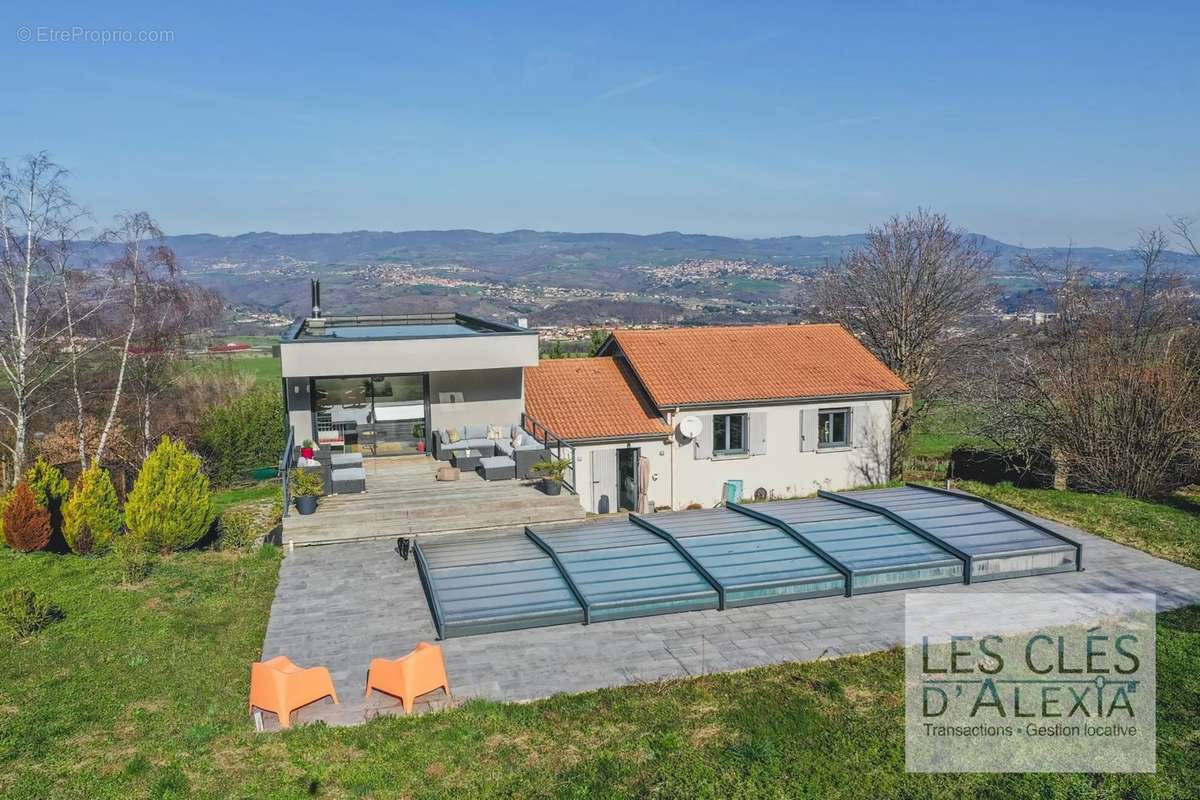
top-left (310, 278), bottom-right (322, 318)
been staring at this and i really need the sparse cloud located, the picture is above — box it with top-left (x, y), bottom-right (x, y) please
top-left (598, 70), bottom-right (672, 100)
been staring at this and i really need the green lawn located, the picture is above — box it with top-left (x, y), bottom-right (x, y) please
top-left (212, 481), bottom-right (282, 515)
top-left (954, 481), bottom-right (1200, 570)
top-left (2, 535), bottom-right (1199, 797)
top-left (184, 354), bottom-right (281, 388)
top-left (909, 402), bottom-right (988, 459)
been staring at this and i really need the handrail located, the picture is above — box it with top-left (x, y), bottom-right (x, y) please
top-left (817, 489), bottom-right (974, 584)
top-left (629, 514), bottom-right (726, 610)
top-left (904, 483), bottom-right (1084, 571)
top-left (727, 501), bottom-right (854, 597)
top-left (524, 526), bottom-right (590, 624)
top-left (279, 427), bottom-right (295, 519)
top-left (521, 412), bottom-right (577, 495)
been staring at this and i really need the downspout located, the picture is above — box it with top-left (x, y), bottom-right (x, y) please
top-left (667, 407), bottom-right (677, 510)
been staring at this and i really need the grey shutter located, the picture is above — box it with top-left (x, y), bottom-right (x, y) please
top-left (749, 412), bottom-right (767, 455)
top-left (800, 408), bottom-right (818, 452)
top-left (851, 404), bottom-right (871, 449)
top-left (694, 415), bottom-right (713, 460)
top-left (591, 449), bottom-right (618, 514)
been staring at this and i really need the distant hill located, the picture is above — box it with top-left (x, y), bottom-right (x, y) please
top-left (100, 228), bottom-right (1200, 276)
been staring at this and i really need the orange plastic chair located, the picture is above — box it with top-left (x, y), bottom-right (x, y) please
top-left (249, 656), bottom-right (339, 728)
top-left (365, 642), bottom-right (451, 713)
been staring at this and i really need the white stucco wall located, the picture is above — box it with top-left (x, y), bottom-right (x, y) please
top-left (279, 332), bottom-right (537, 378)
top-left (569, 438), bottom-right (672, 514)
top-left (665, 399), bottom-right (893, 509)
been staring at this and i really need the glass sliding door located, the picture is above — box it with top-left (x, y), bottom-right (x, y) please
top-left (366, 375), bottom-right (425, 456)
top-left (312, 374), bottom-right (427, 457)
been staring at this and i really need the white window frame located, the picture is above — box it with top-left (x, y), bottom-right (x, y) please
top-left (712, 412), bottom-right (748, 455)
top-left (817, 407), bottom-right (850, 449)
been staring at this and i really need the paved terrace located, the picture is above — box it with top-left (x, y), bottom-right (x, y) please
top-left (260, 503), bottom-right (1200, 729)
top-left (281, 455), bottom-right (584, 546)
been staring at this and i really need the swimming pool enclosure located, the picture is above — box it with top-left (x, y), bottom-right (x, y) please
top-left (414, 484), bottom-right (1083, 639)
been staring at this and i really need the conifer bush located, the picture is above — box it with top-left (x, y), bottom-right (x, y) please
top-left (125, 436), bottom-right (215, 552)
top-left (63, 463), bottom-right (123, 555)
top-left (25, 456), bottom-right (70, 539)
top-left (25, 456), bottom-right (70, 509)
top-left (3, 482), bottom-right (52, 552)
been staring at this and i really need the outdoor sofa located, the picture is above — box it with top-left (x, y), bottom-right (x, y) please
top-left (434, 424), bottom-right (549, 478)
top-left (294, 447), bottom-right (366, 495)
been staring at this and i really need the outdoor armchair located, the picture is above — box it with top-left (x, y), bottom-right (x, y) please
top-left (249, 655), bottom-right (339, 729)
top-left (364, 642), bottom-right (451, 713)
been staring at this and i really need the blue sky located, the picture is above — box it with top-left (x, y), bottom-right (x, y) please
top-left (4, 1), bottom-right (1197, 247)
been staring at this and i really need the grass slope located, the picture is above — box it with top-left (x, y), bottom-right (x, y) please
top-left (957, 481), bottom-right (1200, 570)
top-left (2, 485), bottom-right (1198, 798)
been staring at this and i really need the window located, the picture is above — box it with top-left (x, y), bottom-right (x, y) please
top-left (818, 408), bottom-right (849, 448)
top-left (713, 413), bottom-right (747, 454)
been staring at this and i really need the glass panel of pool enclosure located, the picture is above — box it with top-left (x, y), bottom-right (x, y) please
top-left (414, 486), bottom-right (1082, 639)
top-left (527, 519), bottom-right (721, 623)
top-left (633, 508), bottom-right (846, 606)
top-left (415, 532), bottom-right (583, 639)
top-left (832, 485), bottom-right (1082, 581)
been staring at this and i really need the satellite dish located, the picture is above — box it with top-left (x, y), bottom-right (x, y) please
top-left (676, 415), bottom-right (703, 439)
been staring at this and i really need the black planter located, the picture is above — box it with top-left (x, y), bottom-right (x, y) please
top-left (542, 478), bottom-right (562, 496)
top-left (295, 495), bottom-right (319, 515)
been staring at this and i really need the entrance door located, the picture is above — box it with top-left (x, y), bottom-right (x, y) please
top-left (617, 448), bottom-right (639, 511)
top-left (312, 374), bottom-right (428, 457)
top-left (590, 449), bottom-right (618, 514)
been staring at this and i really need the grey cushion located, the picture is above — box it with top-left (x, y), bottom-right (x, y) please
top-left (332, 466), bottom-right (366, 480)
top-left (331, 452), bottom-right (363, 466)
top-left (513, 441), bottom-right (545, 451)
top-left (464, 424), bottom-right (488, 439)
top-left (495, 441), bottom-right (515, 456)
top-left (479, 456), bottom-right (515, 468)
top-left (465, 438), bottom-right (494, 450)
top-left (441, 440), bottom-right (471, 452)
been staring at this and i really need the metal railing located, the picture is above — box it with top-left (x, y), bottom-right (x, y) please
top-left (521, 412), bottom-right (577, 494)
top-left (279, 427), bottom-right (295, 518)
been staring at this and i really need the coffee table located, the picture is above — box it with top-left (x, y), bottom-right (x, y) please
top-left (450, 448), bottom-right (489, 471)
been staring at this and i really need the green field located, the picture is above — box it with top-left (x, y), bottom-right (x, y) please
top-left (2, 485), bottom-right (1199, 798)
top-left (909, 402), bottom-right (988, 459)
top-left (183, 353), bottom-right (281, 388)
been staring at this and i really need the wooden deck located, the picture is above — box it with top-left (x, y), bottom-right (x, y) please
top-left (281, 455), bottom-right (586, 546)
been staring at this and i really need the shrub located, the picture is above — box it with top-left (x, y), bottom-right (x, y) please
top-left (25, 456), bottom-right (69, 539)
top-left (199, 387), bottom-right (286, 485)
top-left (3, 482), bottom-right (52, 552)
top-left (112, 535), bottom-right (154, 585)
top-left (217, 500), bottom-right (279, 551)
top-left (289, 468), bottom-right (324, 498)
top-left (25, 456), bottom-right (70, 509)
top-left (125, 436), bottom-right (215, 552)
top-left (0, 587), bottom-right (63, 639)
top-left (63, 464), bottom-right (123, 555)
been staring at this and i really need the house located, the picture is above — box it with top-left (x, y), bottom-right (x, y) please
top-left (524, 323), bottom-right (909, 513)
top-left (278, 293), bottom-right (538, 456)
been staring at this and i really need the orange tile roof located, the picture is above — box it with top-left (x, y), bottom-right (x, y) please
top-left (610, 323), bottom-right (909, 407)
top-left (524, 357), bottom-right (670, 441)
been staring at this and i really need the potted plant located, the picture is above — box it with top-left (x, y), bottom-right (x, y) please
top-left (300, 439), bottom-right (315, 460)
top-left (533, 457), bottom-right (571, 496)
top-left (290, 468), bottom-right (323, 515)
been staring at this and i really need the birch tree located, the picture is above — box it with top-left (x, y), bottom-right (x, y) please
top-left (93, 212), bottom-right (177, 465)
top-left (0, 154), bottom-right (86, 484)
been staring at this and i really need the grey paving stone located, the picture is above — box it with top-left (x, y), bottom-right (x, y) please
top-left (258, 510), bottom-right (1200, 727)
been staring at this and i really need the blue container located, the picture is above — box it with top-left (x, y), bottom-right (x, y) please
top-left (722, 479), bottom-right (743, 504)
